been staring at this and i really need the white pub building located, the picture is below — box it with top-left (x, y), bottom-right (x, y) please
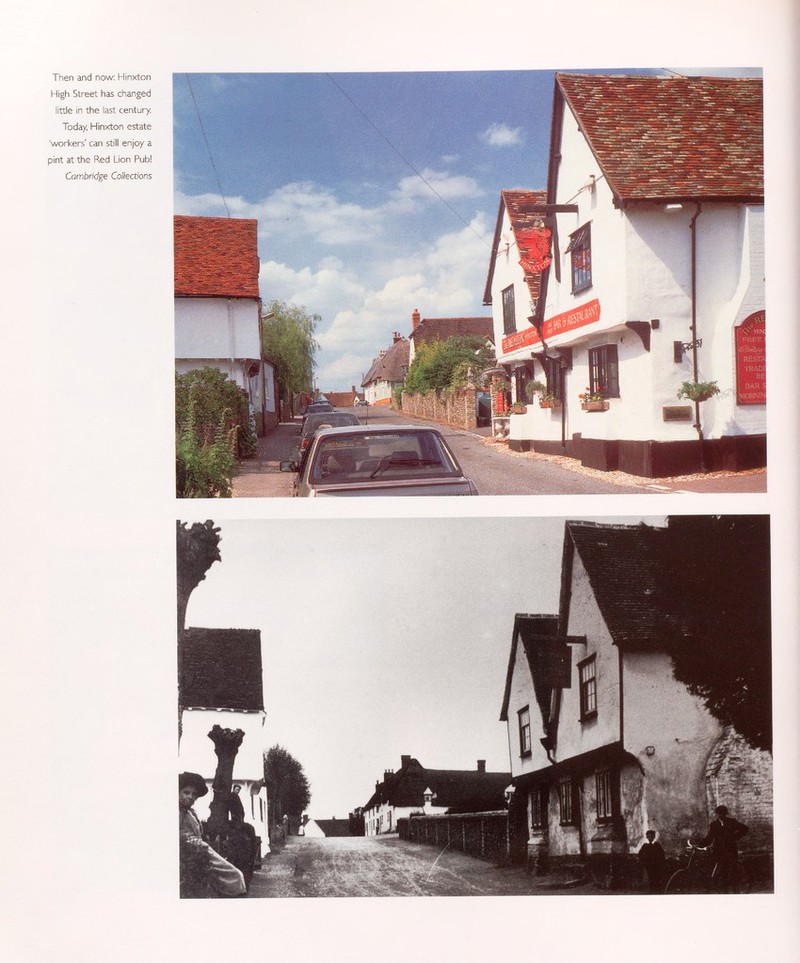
top-left (484, 73), bottom-right (765, 477)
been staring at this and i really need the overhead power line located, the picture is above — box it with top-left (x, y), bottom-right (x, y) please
top-left (326, 73), bottom-right (491, 248)
top-left (184, 74), bottom-right (231, 217)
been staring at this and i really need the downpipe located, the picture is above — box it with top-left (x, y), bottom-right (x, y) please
top-left (689, 203), bottom-right (708, 472)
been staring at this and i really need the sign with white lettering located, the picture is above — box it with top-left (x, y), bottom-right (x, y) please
top-left (502, 299), bottom-right (601, 355)
top-left (735, 310), bottom-right (766, 405)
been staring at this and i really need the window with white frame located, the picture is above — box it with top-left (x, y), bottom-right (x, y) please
top-left (502, 285), bottom-right (516, 335)
top-left (588, 344), bottom-right (619, 398)
top-left (578, 655), bottom-right (597, 720)
top-left (566, 224), bottom-right (592, 293)
top-left (518, 705), bottom-right (532, 757)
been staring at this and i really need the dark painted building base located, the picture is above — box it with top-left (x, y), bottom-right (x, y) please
top-left (508, 433), bottom-right (766, 478)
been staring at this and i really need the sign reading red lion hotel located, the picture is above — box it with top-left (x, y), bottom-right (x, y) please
top-left (502, 299), bottom-right (601, 355)
top-left (735, 310), bottom-right (766, 405)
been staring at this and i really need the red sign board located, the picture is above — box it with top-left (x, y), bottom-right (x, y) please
top-left (735, 310), bottom-right (766, 405)
top-left (502, 299), bottom-right (601, 355)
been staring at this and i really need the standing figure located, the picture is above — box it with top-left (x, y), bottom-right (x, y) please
top-left (179, 772), bottom-right (246, 898)
top-left (638, 830), bottom-right (666, 893)
top-left (696, 804), bottom-right (749, 893)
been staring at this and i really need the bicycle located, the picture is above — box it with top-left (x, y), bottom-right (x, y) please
top-left (664, 840), bottom-right (751, 894)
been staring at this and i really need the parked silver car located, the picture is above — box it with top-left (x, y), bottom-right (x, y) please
top-left (281, 424), bottom-right (478, 496)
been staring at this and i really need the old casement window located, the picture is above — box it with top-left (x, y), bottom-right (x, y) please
top-left (543, 356), bottom-right (564, 401)
top-left (558, 777), bottom-right (575, 825)
top-left (566, 223), bottom-right (592, 293)
top-left (578, 654), bottom-right (597, 719)
top-left (518, 705), bottom-right (532, 757)
top-left (530, 786), bottom-right (548, 830)
top-left (595, 769), bottom-right (617, 822)
top-left (588, 344), bottom-right (620, 397)
top-left (502, 284), bottom-right (516, 334)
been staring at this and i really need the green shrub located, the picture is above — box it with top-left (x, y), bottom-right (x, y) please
top-left (175, 368), bottom-right (257, 497)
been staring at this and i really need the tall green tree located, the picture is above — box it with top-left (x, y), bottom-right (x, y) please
top-left (264, 744), bottom-right (311, 830)
top-left (262, 300), bottom-right (320, 410)
top-left (658, 515), bottom-right (772, 752)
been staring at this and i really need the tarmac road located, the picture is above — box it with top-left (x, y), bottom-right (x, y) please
top-left (230, 406), bottom-right (766, 497)
top-left (247, 834), bottom-right (596, 898)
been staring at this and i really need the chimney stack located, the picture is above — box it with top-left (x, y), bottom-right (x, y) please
top-left (412, 308), bottom-right (420, 331)
top-left (477, 760), bottom-right (486, 773)
top-left (393, 331), bottom-right (402, 343)
top-left (400, 755), bottom-right (411, 768)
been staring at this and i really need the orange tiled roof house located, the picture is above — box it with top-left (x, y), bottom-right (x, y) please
top-left (174, 215), bottom-right (278, 433)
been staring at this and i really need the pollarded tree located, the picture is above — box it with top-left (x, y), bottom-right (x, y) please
top-left (658, 515), bottom-right (772, 753)
top-left (262, 300), bottom-right (320, 412)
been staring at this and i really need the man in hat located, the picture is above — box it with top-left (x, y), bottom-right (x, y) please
top-left (695, 804), bottom-right (749, 893)
top-left (179, 772), bottom-right (246, 898)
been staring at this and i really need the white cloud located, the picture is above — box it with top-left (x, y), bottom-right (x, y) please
top-left (391, 168), bottom-right (482, 206)
top-left (479, 123), bottom-right (523, 147)
top-left (176, 186), bottom-right (494, 390)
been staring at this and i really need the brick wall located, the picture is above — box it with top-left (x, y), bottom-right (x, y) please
top-left (400, 387), bottom-right (477, 431)
top-left (705, 726), bottom-right (773, 852)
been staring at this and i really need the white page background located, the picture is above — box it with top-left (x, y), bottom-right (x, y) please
top-left (2, 1), bottom-right (797, 960)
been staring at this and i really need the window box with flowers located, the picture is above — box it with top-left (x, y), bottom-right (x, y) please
top-left (539, 393), bottom-right (562, 410)
top-left (579, 386), bottom-right (609, 412)
top-left (509, 402), bottom-right (529, 415)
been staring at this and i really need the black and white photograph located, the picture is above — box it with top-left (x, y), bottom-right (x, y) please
top-left (176, 514), bottom-right (773, 899)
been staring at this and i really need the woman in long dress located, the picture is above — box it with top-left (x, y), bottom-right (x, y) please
top-left (179, 772), bottom-right (246, 897)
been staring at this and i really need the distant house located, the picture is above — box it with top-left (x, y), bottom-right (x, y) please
top-left (178, 627), bottom-right (270, 858)
top-left (303, 818), bottom-right (352, 838)
top-left (499, 521), bottom-right (772, 877)
top-left (174, 215), bottom-right (278, 433)
top-left (362, 755), bottom-right (511, 836)
top-left (408, 308), bottom-right (494, 366)
top-left (323, 386), bottom-right (361, 408)
top-left (485, 74), bottom-right (765, 476)
top-left (361, 334), bottom-right (409, 406)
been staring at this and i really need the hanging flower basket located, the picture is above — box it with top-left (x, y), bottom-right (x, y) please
top-left (581, 400), bottom-right (609, 412)
top-left (676, 380), bottom-right (720, 403)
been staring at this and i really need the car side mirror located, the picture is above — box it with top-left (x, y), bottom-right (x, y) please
top-left (280, 461), bottom-right (298, 473)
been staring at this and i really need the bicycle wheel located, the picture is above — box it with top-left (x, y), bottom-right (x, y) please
top-left (664, 868), bottom-right (700, 894)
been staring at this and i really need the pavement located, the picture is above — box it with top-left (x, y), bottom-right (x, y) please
top-left (231, 408), bottom-right (767, 497)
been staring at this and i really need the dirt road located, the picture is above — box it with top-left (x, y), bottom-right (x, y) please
top-left (248, 834), bottom-right (595, 898)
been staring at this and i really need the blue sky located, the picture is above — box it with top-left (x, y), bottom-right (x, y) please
top-left (173, 69), bottom-right (757, 392)
top-left (173, 70), bottom-right (563, 390)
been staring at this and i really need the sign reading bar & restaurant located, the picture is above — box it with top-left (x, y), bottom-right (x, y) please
top-left (735, 310), bottom-right (766, 405)
top-left (502, 299), bottom-right (601, 355)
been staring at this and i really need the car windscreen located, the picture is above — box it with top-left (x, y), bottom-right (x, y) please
top-left (301, 412), bottom-right (360, 437)
top-left (308, 431), bottom-right (460, 484)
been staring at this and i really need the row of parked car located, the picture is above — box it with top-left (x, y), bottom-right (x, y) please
top-left (280, 399), bottom-right (478, 497)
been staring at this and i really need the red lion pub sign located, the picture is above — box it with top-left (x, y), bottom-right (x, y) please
top-left (735, 310), bottom-right (766, 405)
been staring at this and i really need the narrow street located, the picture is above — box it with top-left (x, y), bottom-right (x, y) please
top-left (248, 834), bottom-right (597, 898)
top-left (231, 405), bottom-right (766, 497)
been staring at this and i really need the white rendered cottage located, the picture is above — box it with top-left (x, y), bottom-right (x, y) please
top-left (485, 74), bottom-right (765, 477)
top-left (178, 627), bottom-right (270, 858)
top-left (174, 215), bottom-right (278, 434)
top-left (499, 520), bottom-right (772, 878)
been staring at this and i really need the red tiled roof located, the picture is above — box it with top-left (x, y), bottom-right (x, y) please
top-left (411, 316), bottom-right (494, 346)
top-left (483, 190), bottom-right (549, 305)
top-left (174, 215), bottom-right (261, 299)
top-left (556, 73), bottom-right (764, 203)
